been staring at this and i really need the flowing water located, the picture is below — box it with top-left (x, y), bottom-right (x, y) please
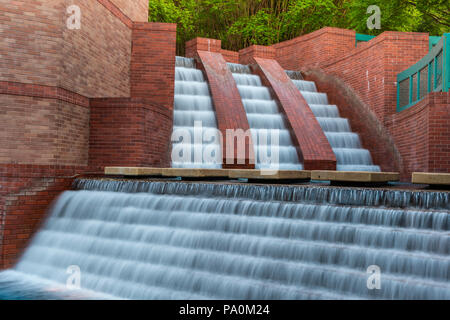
top-left (171, 56), bottom-right (222, 168)
top-left (228, 63), bottom-right (303, 170)
top-left (0, 179), bottom-right (448, 300)
top-left (287, 72), bottom-right (381, 172)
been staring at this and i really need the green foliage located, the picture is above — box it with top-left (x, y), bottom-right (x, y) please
top-left (148, 0), bottom-right (449, 54)
top-left (227, 9), bottom-right (280, 47)
top-left (280, 0), bottom-right (346, 40)
top-left (345, 0), bottom-right (448, 36)
top-left (412, 0), bottom-right (449, 35)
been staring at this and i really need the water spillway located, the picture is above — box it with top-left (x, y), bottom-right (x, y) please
top-left (228, 63), bottom-right (303, 171)
top-left (171, 56), bottom-right (222, 168)
top-left (0, 179), bottom-right (448, 300)
top-left (287, 72), bottom-right (381, 172)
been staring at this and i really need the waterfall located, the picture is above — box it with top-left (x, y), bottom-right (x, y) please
top-left (228, 63), bottom-right (303, 170)
top-left (0, 179), bottom-right (448, 300)
top-left (287, 73), bottom-right (381, 172)
top-left (171, 57), bottom-right (222, 168)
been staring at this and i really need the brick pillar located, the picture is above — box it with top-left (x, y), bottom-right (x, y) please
top-left (239, 45), bottom-right (337, 170)
top-left (89, 22), bottom-right (177, 168)
top-left (186, 38), bottom-right (255, 169)
top-left (89, 98), bottom-right (172, 167)
top-left (130, 22), bottom-right (177, 107)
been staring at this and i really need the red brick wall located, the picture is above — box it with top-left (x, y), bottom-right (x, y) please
top-left (270, 28), bottom-right (444, 178)
top-left (0, 164), bottom-right (101, 269)
top-left (239, 45), bottom-right (276, 64)
top-left (88, 21), bottom-right (177, 168)
top-left (303, 69), bottom-right (402, 175)
top-left (130, 22), bottom-right (177, 108)
top-left (221, 50), bottom-right (239, 64)
top-left (320, 32), bottom-right (429, 125)
top-left (385, 92), bottom-right (450, 178)
top-left (0, 2), bottom-right (176, 167)
top-left (0, 0), bottom-right (135, 98)
top-left (186, 38), bottom-right (222, 56)
top-left (0, 0), bottom-right (174, 269)
top-left (61, 0), bottom-right (132, 98)
top-left (243, 49), bottom-right (336, 170)
top-left (186, 38), bottom-right (255, 168)
top-left (0, 94), bottom-right (90, 166)
top-left (272, 29), bottom-right (429, 125)
top-left (89, 98), bottom-right (173, 167)
top-left (110, 0), bottom-right (149, 22)
top-left (273, 27), bottom-right (356, 71)
top-left (186, 39), bottom-right (240, 63)
top-left (427, 95), bottom-right (450, 173)
top-left (0, 0), bottom-right (64, 87)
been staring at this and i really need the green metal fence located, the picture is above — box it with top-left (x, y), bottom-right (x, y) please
top-left (397, 34), bottom-right (449, 112)
top-left (429, 36), bottom-right (442, 50)
top-left (355, 33), bottom-right (375, 47)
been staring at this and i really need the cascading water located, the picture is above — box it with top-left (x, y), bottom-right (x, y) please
top-left (287, 72), bottom-right (381, 172)
top-left (228, 63), bottom-right (303, 170)
top-left (0, 179), bottom-right (448, 300)
top-left (171, 57), bottom-right (222, 168)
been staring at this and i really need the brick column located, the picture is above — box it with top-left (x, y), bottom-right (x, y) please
top-left (186, 38), bottom-right (255, 168)
top-left (239, 45), bottom-right (337, 170)
top-left (130, 22), bottom-right (177, 107)
top-left (89, 98), bottom-right (172, 167)
top-left (89, 22), bottom-right (177, 168)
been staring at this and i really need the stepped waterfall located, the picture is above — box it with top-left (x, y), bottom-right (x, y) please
top-left (171, 57), bottom-right (222, 168)
top-left (228, 63), bottom-right (303, 170)
top-left (287, 72), bottom-right (381, 172)
top-left (0, 60), bottom-right (447, 301)
top-left (0, 179), bottom-right (448, 300)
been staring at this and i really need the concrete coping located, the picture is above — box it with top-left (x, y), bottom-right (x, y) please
top-left (311, 170), bottom-right (400, 182)
top-left (412, 172), bottom-right (450, 185)
top-left (162, 168), bottom-right (229, 178)
top-left (227, 169), bottom-right (311, 180)
top-left (104, 167), bottom-right (401, 183)
top-left (104, 167), bottom-right (310, 180)
top-left (104, 167), bottom-right (162, 176)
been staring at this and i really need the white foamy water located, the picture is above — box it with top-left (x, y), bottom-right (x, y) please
top-left (228, 63), bottom-right (303, 170)
top-left (171, 57), bottom-right (222, 168)
top-left (0, 180), bottom-right (448, 300)
top-left (288, 74), bottom-right (381, 172)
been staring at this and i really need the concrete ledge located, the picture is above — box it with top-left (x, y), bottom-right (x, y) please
top-left (104, 167), bottom-right (162, 176)
top-left (228, 169), bottom-right (310, 180)
top-left (104, 167), bottom-right (312, 181)
top-left (311, 171), bottom-right (399, 182)
top-left (412, 172), bottom-right (450, 185)
top-left (162, 168), bottom-right (230, 178)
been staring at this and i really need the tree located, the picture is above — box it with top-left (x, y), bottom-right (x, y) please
top-left (148, 0), bottom-right (449, 55)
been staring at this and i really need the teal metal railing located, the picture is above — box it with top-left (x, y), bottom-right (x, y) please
top-left (429, 36), bottom-right (441, 50)
top-left (397, 34), bottom-right (449, 112)
top-left (355, 33), bottom-right (375, 47)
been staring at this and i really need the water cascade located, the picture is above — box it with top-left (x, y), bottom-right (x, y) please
top-left (0, 179), bottom-right (448, 300)
top-left (171, 57), bottom-right (222, 168)
top-left (287, 72), bottom-right (381, 172)
top-left (228, 63), bottom-right (303, 170)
